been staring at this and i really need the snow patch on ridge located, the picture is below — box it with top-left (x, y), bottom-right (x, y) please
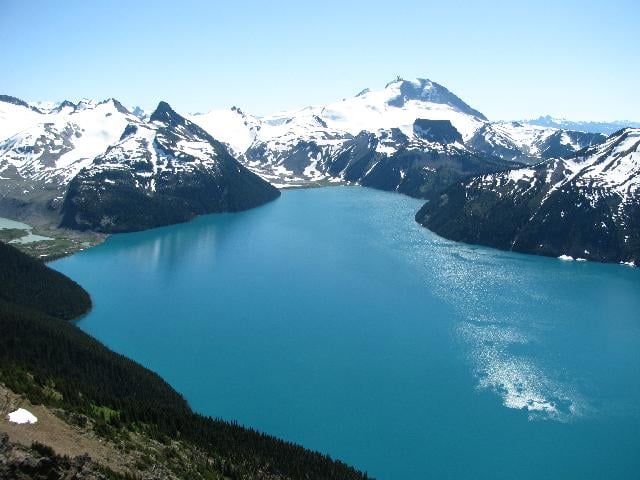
top-left (189, 108), bottom-right (259, 156)
top-left (7, 408), bottom-right (37, 424)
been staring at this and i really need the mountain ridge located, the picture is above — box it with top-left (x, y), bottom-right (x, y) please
top-left (188, 78), bottom-right (610, 194)
top-left (415, 127), bottom-right (640, 265)
top-left (526, 115), bottom-right (640, 135)
top-left (60, 101), bottom-right (280, 232)
top-left (2, 79), bottom-right (638, 264)
top-left (0, 96), bottom-right (280, 231)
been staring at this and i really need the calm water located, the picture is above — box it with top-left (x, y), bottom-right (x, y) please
top-left (52, 187), bottom-right (640, 479)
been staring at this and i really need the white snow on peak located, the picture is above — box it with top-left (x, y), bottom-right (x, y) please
top-left (486, 122), bottom-right (558, 157)
top-left (0, 100), bottom-right (43, 141)
top-left (28, 100), bottom-right (57, 112)
top-left (571, 128), bottom-right (640, 202)
top-left (506, 167), bottom-right (537, 183)
top-left (57, 101), bottom-right (133, 168)
top-left (84, 112), bottom-right (226, 191)
top-left (0, 99), bottom-right (138, 184)
top-left (478, 128), bottom-right (640, 211)
top-left (189, 107), bottom-right (260, 156)
top-left (276, 78), bottom-right (484, 141)
top-left (190, 77), bottom-right (487, 162)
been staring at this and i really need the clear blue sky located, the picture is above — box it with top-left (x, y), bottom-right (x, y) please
top-left (1, 0), bottom-right (638, 120)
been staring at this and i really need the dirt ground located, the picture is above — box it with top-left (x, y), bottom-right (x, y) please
top-left (0, 383), bottom-right (129, 473)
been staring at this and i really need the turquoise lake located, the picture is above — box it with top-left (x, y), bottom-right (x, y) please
top-left (52, 186), bottom-right (640, 479)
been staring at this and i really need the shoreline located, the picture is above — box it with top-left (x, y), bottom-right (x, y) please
top-left (0, 217), bottom-right (109, 262)
top-left (5, 180), bottom-right (637, 269)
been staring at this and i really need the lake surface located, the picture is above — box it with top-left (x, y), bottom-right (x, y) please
top-left (52, 187), bottom-right (640, 479)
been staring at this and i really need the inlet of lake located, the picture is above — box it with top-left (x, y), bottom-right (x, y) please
top-left (52, 186), bottom-right (640, 479)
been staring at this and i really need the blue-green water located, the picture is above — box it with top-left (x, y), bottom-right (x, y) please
top-left (52, 187), bottom-right (640, 479)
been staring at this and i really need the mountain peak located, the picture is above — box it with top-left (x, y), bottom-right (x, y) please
top-left (131, 106), bottom-right (147, 119)
top-left (384, 77), bottom-right (432, 90)
top-left (98, 98), bottom-right (131, 115)
top-left (384, 76), bottom-right (407, 88)
top-left (527, 116), bottom-right (640, 135)
top-left (76, 98), bottom-right (97, 110)
top-left (54, 100), bottom-right (77, 112)
top-left (150, 101), bottom-right (185, 126)
top-left (384, 77), bottom-right (487, 120)
top-left (0, 94), bottom-right (31, 109)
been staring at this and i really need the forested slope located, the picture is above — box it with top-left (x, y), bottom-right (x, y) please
top-left (0, 242), bottom-right (369, 480)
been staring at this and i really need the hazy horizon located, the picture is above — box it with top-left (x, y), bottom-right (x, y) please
top-left (2, 0), bottom-right (638, 122)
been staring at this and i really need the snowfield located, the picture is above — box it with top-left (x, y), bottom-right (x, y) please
top-left (7, 408), bottom-right (38, 424)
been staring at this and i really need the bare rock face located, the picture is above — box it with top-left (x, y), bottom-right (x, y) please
top-left (0, 439), bottom-right (111, 480)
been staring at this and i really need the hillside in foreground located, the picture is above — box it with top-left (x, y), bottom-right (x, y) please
top-left (0, 241), bottom-right (370, 480)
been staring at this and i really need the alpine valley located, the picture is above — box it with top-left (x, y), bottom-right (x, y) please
top-left (0, 77), bottom-right (638, 264)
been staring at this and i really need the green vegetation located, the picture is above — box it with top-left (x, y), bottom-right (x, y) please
top-left (0, 241), bottom-right (91, 319)
top-left (13, 237), bottom-right (74, 260)
top-left (0, 242), bottom-right (369, 480)
top-left (0, 228), bottom-right (26, 242)
top-left (30, 441), bottom-right (56, 458)
top-left (92, 404), bottom-right (120, 423)
top-left (0, 215), bottom-right (105, 260)
top-left (6, 228), bottom-right (104, 261)
top-left (415, 166), bottom-right (640, 264)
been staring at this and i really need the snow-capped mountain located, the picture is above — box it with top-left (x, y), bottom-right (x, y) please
top-left (0, 97), bottom-right (139, 222)
top-left (527, 115), bottom-right (640, 135)
top-left (61, 102), bottom-right (280, 232)
top-left (282, 77), bottom-right (488, 139)
top-left (191, 77), bottom-right (486, 150)
top-left (0, 95), bottom-right (46, 140)
top-left (2, 78), bottom-right (637, 262)
top-left (188, 106), bottom-right (261, 157)
top-left (469, 122), bottom-right (605, 163)
top-left (62, 101), bottom-right (279, 232)
top-left (191, 78), bottom-right (604, 194)
top-left (0, 98), bottom-right (135, 185)
top-left (190, 78), bottom-right (502, 192)
top-left (0, 96), bottom-right (279, 230)
top-left (299, 120), bottom-right (513, 198)
top-left (416, 128), bottom-right (640, 265)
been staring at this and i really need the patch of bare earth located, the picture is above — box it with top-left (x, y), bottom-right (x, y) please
top-left (0, 383), bottom-right (191, 479)
top-left (0, 383), bottom-right (129, 472)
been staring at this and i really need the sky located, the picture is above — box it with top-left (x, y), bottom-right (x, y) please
top-left (1, 0), bottom-right (638, 121)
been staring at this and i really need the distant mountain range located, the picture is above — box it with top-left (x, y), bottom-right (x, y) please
top-left (526, 115), bottom-right (640, 135)
top-left (1, 78), bottom-right (638, 264)
top-left (189, 78), bottom-right (606, 194)
top-left (0, 96), bottom-right (278, 232)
